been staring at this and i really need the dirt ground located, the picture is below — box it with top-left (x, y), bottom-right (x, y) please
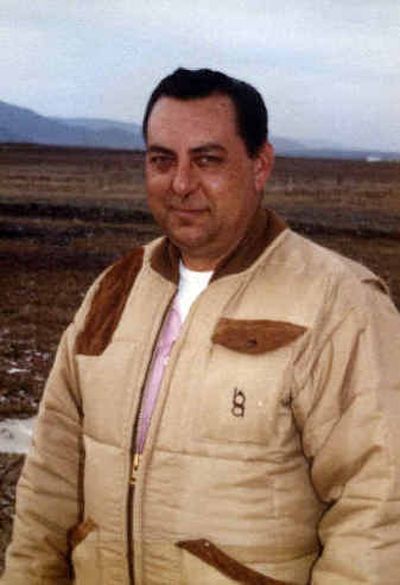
top-left (0, 145), bottom-right (399, 572)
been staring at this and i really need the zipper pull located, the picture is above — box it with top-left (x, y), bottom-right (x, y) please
top-left (129, 453), bottom-right (141, 486)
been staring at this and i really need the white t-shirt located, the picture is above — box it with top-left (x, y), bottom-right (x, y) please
top-left (175, 261), bottom-right (213, 322)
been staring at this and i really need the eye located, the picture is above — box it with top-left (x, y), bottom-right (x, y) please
top-left (147, 155), bottom-right (175, 173)
top-left (195, 155), bottom-right (223, 168)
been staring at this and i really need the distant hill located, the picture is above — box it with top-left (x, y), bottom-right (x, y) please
top-left (0, 100), bottom-right (143, 149)
top-left (0, 99), bottom-right (399, 160)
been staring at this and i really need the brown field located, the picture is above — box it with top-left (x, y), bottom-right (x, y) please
top-left (0, 144), bottom-right (399, 570)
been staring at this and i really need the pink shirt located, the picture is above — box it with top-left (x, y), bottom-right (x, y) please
top-left (135, 301), bottom-right (182, 454)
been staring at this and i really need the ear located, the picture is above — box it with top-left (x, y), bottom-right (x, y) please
top-left (253, 142), bottom-right (274, 192)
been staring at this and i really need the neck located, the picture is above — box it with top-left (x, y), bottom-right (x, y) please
top-left (180, 255), bottom-right (219, 271)
top-left (181, 207), bottom-right (265, 271)
top-left (150, 207), bottom-right (288, 284)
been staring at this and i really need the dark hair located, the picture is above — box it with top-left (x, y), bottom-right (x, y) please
top-left (142, 68), bottom-right (268, 158)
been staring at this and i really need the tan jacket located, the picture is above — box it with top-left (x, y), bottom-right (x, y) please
top-left (2, 210), bottom-right (400, 584)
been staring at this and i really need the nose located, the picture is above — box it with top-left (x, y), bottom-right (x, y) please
top-left (171, 160), bottom-right (198, 197)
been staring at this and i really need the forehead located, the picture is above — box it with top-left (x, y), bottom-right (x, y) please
top-left (146, 94), bottom-right (240, 146)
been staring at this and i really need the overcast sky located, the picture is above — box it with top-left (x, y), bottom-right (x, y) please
top-left (1, 0), bottom-right (399, 151)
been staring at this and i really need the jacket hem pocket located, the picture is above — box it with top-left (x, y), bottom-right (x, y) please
top-left (68, 517), bottom-right (98, 550)
top-left (176, 538), bottom-right (294, 585)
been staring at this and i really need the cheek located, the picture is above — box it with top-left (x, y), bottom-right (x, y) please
top-left (146, 175), bottom-right (167, 204)
top-left (146, 189), bottom-right (167, 224)
top-left (201, 176), bottom-right (236, 210)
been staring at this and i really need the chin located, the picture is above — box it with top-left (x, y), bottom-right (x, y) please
top-left (164, 215), bottom-right (206, 242)
top-left (168, 226), bottom-right (210, 251)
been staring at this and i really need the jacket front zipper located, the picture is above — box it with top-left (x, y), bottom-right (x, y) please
top-left (127, 453), bottom-right (141, 584)
top-left (125, 296), bottom-right (176, 584)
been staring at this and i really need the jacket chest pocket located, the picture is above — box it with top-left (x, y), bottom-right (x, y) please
top-left (76, 341), bottom-right (141, 446)
top-left (194, 318), bottom-right (306, 446)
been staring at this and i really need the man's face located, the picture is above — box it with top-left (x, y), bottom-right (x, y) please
top-left (145, 94), bottom-right (274, 270)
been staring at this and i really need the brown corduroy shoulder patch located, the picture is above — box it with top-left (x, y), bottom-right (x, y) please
top-left (176, 539), bottom-right (293, 585)
top-left (75, 246), bottom-right (144, 356)
top-left (212, 318), bottom-right (307, 354)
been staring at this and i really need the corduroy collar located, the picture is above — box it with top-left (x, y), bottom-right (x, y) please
top-left (150, 208), bottom-right (288, 284)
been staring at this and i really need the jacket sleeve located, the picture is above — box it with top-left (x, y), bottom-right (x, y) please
top-left (1, 282), bottom-right (99, 585)
top-left (292, 281), bottom-right (400, 584)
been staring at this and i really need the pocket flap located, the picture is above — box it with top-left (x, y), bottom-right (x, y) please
top-left (68, 517), bottom-right (97, 550)
top-left (212, 318), bottom-right (307, 354)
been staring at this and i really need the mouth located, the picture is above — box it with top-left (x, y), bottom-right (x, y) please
top-left (170, 207), bottom-right (208, 216)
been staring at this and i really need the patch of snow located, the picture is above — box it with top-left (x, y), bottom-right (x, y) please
top-left (0, 416), bottom-right (37, 454)
top-left (7, 367), bottom-right (29, 375)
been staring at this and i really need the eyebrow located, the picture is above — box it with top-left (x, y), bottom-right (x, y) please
top-left (190, 143), bottom-right (226, 155)
top-left (146, 145), bottom-right (174, 155)
top-left (146, 143), bottom-right (227, 156)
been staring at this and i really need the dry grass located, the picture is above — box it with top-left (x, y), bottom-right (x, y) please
top-left (0, 144), bottom-right (399, 572)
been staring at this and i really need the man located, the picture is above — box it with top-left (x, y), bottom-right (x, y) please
top-left (2, 68), bottom-right (400, 584)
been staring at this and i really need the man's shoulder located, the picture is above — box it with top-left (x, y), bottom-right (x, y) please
top-left (91, 236), bottom-right (164, 289)
top-left (105, 236), bottom-right (163, 274)
top-left (74, 238), bottom-right (163, 356)
top-left (250, 228), bottom-right (392, 327)
top-left (268, 228), bottom-right (388, 295)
